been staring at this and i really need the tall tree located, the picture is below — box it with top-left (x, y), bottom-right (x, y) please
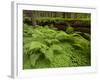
top-left (32, 11), bottom-right (37, 26)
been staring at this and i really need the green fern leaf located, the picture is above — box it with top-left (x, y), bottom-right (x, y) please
top-left (29, 41), bottom-right (42, 50)
top-left (40, 48), bottom-right (54, 62)
top-left (30, 53), bottom-right (41, 67)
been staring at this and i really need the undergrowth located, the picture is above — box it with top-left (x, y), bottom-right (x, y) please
top-left (23, 24), bottom-right (91, 69)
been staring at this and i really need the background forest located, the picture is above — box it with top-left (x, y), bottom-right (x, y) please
top-left (23, 10), bottom-right (91, 69)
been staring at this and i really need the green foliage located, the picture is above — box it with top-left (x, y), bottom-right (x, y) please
top-left (82, 33), bottom-right (90, 40)
top-left (66, 26), bottom-right (74, 34)
top-left (42, 48), bottom-right (54, 62)
top-left (36, 17), bottom-right (90, 23)
top-left (23, 24), bottom-right (91, 69)
top-left (30, 53), bottom-right (41, 67)
top-left (55, 31), bottom-right (70, 40)
top-left (29, 41), bottom-right (42, 50)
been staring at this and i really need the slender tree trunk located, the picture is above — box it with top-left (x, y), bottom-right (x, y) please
top-left (31, 11), bottom-right (37, 26)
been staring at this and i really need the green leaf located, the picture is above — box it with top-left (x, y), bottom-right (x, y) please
top-left (23, 54), bottom-right (31, 69)
top-left (23, 59), bottom-right (31, 69)
top-left (55, 31), bottom-right (70, 41)
top-left (50, 44), bottom-right (64, 54)
top-left (72, 43), bottom-right (84, 50)
top-left (30, 53), bottom-right (41, 67)
top-left (29, 41), bottom-right (42, 50)
top-left (40, 48), bottom-right (54, 62)
top-left (66, 26), bottom-right (74, 34)
top-left (45, 49), bottom-right (54, 62)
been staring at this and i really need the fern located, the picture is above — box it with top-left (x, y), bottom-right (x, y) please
top-left (41, 48), bottom-right (54, 62)
top-left (66, 26), bottom-right (74, 34)
top-left (23, 24), bottom-right (91, 69)
top-left (29, 41), bottom-right (42, 50)
top-left (55, 31), bottom-right (70, 41)
top-left (30, 53), bottom-right (41, 67)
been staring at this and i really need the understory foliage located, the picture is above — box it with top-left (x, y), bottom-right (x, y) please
top-left (23, 24), bottom-right (91, 69)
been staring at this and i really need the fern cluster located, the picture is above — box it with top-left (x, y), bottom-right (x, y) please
top-left (23, 24), bottom-right (91, 69)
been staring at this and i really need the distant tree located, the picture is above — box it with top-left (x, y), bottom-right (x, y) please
top-left (32, 11), bottom-right (37, 26)
top-left (62, 12), bottom-right (65, 18)
top-left (23, 10), bottom-right (37, 26)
